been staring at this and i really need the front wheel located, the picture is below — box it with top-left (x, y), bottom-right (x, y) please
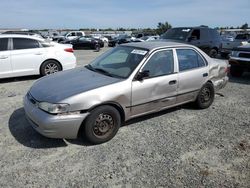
top-left (195, 82), bottom-right (215, 109)
top-left (208, 49), bottom-right (218, 58)
top-left (40, 60), bottom-right (61, 76)
top-left (94, 44), bottom-right (100, 52)
top-left (84, 105), bottom-right (121, 144)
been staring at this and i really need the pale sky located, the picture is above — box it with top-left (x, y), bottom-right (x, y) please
top-left (0, 0), bottom-right (249, 29)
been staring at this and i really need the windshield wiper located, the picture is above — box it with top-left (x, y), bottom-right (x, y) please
top-left (94, 68), bottom-right (114, 77)
top-left (85, 65), bottom-right (115, 77)
top-left (85, 64), bottom-right (95, 71)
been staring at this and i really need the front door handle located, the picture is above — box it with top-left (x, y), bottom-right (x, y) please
top-left (169, 80), bottom-right (177, 85)
top-left (34, 52), bottom-right (43, 55)
top-left (0, 55), bottom-right (8, 59)
top-left (203, 73), bottom-right (208, 77)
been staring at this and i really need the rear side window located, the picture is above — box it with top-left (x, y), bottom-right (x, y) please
top-left (209, 29), bottom-right (220, 39)
top-left (176, 49), bottom-right (206, 71)
top-left (77, 32), bottom-right (83, 36)
top-left (0, 38), bottom-right (8, 51)
top-left (13, 38), bottom-right (40, 50)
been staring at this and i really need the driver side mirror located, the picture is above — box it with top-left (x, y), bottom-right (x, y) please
top-left (135, 70), bottom-right (150, 81)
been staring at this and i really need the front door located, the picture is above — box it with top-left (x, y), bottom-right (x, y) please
top-left (11, 38), bottom-right (45, 76)
top-left (0, 38), bottom-right (12, 78)
top-left (131, 49), bottom-right (178, 117)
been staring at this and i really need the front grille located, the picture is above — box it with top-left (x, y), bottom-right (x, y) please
top-left (239, 53), bottom-right (250, 58)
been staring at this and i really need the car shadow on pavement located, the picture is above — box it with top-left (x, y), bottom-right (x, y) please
top-left (125, 106), bottom-right (181, 126)
top-left (0, 75), bottom-right (40, 83)
top-left (8, 108), bottom-right (68, 149)
top-left (228, 73), bottom-right (250, 85)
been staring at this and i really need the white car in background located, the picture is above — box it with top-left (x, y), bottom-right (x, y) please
top-left (0, 34), bottom-right (76, 79)
top-left (91, 34), bottom-right (109, 43)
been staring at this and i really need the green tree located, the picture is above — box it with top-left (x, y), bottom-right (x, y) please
top-left (241, 23), bottom-right (248, 29)
top-left (156, 22), bottom-right (172, 35)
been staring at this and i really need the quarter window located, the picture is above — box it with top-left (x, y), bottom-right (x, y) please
top-left (176, 49), bottom-right (206, 71)
top-left (142, 50), bottom-right (174, 78)
top-left (13, 38), bottom-right (40, 50)
top-left (0, 38), bottom-right (8, 51)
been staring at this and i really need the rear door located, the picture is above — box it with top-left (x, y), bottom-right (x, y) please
top-left (0, 38), bottom-right (12, 78)
top-left (131, 49), bottom-right (178, 117)
top-left (11, 38), bottom-right (45, 76)
top-left (175, 48), bottom-right (209, 103)
top-left (78, 37), bottom-right (92, 48)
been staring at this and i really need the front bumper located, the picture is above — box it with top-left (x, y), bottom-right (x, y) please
top-left (24, 95), bottom-right (89, 139)
top-left (229, 57), bottom-right (250, 69)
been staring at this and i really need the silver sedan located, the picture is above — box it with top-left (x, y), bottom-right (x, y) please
top-left (24, 41), bottom-right (229, 144)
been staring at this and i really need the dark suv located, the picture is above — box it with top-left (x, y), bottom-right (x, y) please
top-left (160, 26), bottom-right (222, 58)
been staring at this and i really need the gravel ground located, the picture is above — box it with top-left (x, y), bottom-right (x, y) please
top-left (0, 47), bottom-right (249, 188)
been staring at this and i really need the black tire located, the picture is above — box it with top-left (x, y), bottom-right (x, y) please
top-left (40, 60), bottom-right (61, 76)
top-left (195, 82), bottom-right (215, 109)
top-left (230, 66), bottom-right (243, 77)
top-left (84, 105), bottom-right (121, 144)
top-left (208, 48), bottom-right (218, 58)
top-left (94, 44), bottom-right (100, 52)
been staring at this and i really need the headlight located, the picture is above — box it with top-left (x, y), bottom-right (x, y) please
top-left (38, 102), bottom-right (70, 114)
top-left (231, 51), bottom-right (238, 57)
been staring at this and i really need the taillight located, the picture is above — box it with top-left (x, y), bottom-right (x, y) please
top-left (64, 48), bottom-right (74, 53)
top-left (225, 65), bottom-right (230, 74)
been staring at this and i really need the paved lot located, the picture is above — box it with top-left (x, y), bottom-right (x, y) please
top-left (0, 47), bottom-right (249, 187)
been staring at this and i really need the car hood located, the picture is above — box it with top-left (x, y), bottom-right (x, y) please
top-left (29, 67), bottom-right (121, 103)
top-left (233, 43), bottom-right (250, 52)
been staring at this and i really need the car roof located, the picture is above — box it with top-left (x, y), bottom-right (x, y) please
top-left (121, 41), bottom-right (194, 51)
top-left (0, 34), bottom-right (44, 41)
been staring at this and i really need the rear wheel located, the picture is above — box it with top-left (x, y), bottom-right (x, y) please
top-left (84, 105), bottom-right (121, 144)
top-left (94, 44), bottom-right (100, 52)
top-left (208, 48), bottom-right (218, 58)
top-left (195, 82), bottom-right (215, 109)
top-left (40, 60), bottom-right (61, 76)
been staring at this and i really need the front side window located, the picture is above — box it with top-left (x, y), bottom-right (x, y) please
top-left (87, 46), bottom-right (148, 78)
top-left (13, 38), bottom-right (40, 50)
top-left (176, 49), bottom-right (206, 71)
top-left (0, 38), bottom-right (8, 51)
top-left (142, 50), bottom-right (174, 78)
top-left (190, 29), bottom-right (200, 40)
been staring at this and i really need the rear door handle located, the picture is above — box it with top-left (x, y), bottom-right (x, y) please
top-left (0, 55), bottom-right (8, 59)
top-left (169, 80), bottom-right (177, 85)
top-left (203, 73), bottom-right (208, 77)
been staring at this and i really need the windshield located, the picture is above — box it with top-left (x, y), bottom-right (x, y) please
top-left (235, 34), bottom-right (249, 40)
top-left (86, 46), bottom-right (148, 78)
top-left (160, 28), bottom-right (191, 41)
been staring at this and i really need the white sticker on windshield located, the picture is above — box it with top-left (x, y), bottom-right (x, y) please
top-left (182, 29), bottom-right (190, 32)
top-left (131, 49), bottom-right (147, 55)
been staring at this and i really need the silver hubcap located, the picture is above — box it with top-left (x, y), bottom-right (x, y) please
top-left (44, 63), bottom-right (59, 75)
top-left (93, 113), bottom-right (114, 138)
top-left (200, 87), bottom-right (211, 103)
